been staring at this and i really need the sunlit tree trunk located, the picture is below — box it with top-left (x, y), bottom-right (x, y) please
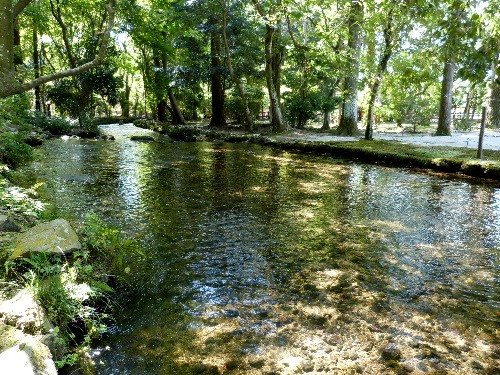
top-left (490, 58), bottom-right (500, 128)
top-left (265, 25), bottom-right (285, 132)
top-left (365, 9), bottom-right (394, 140)
top-left (436, 59), bottom-right (455, 136)
top-left (337, 0), bottom-right (363, 136)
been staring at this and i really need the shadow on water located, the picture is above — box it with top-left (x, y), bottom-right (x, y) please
top-left (29, 124), bottom-right (499, 374)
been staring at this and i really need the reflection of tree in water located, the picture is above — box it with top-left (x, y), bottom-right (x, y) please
top-left (34, 137), bottom-right (499, 374)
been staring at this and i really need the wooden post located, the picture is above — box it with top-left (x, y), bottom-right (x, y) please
top-left (477, 106), bottom-right (487, 159)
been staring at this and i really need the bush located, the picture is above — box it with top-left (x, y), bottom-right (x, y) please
top-left (283, 91), bottom-right (341, 128)
top-left (454, 118), bottom-right (475, 131)
top-left (0, 132), bottom-right (34, 168)
top-left (28, 112), bottom-right (71, 135)
top-left (224, 86), bottom-right (264, 124)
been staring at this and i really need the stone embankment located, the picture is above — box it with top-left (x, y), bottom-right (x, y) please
top-left (0, 217), bottom-right (81, 374)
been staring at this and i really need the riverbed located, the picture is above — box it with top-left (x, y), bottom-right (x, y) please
top-left (30, 124), bottom-right (499, 374)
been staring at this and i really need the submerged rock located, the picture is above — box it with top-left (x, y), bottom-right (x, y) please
top-left (130, 135), bottom-right (155, 142)
top-left (9, 219), bottom-right (81, 259)
top-left (381, 343), bottom-right (402, 361)
top-left (0, 215), bottom-right (21, 232)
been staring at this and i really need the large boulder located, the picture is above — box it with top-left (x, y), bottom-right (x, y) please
top-left (9, 219), bottom-right (81, 260)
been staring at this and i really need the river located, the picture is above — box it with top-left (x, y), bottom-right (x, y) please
top-left (30, 124), bottom-right (499, 374)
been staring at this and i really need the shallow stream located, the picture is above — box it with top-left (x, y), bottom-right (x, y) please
top-left (31, 124), bottom-right (499, 374)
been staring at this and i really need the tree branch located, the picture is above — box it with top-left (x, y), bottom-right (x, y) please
top-left (13, 0), bottom-right (32, 18)
top-left (1, 0), bottom-right (116, 98)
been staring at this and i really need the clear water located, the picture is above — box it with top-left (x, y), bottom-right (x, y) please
top-left (32, 124), bottom-right (499, 374)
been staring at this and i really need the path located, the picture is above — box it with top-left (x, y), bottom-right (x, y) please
top-left (276, 129), bottom-right (500, 151)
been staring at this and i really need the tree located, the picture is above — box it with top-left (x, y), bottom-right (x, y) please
top-left (0, 0), bottom-right (116, 99)
top-left (365, 4), bottom-right (395, 140)
top-left (337, 0), bottom-right (363, 136)
top-left (251, 0), bottom-right (285, 132)
top-left (221, 0), bottom-right (254, 131)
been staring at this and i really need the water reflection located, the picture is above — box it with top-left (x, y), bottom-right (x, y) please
top-left (31, 125), bottom-right (499, 374)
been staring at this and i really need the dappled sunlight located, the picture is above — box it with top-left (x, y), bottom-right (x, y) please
top-left (28, 133), bottom-right (499, 374)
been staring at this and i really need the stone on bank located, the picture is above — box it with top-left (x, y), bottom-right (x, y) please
top-left (9, 219), bottom-right (81, 259)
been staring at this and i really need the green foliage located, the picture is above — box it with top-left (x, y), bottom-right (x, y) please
top-left (283, 91), bottom-right (341, 128)
top-left (454, 118), bottom-right (475, 131)
top-left (225, 86), bottom-right (264, 123)
top-left (28, 112), bottom-right (71, 136)
top-left (0, 132), bottom-right (34, 168)
top-left (0, 95), bottom-right (31, 128)
top-left (81, 212), bottom-right (143, 282)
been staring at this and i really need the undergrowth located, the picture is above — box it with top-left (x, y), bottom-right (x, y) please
top-left (3, 211), bottom-right (142, 369)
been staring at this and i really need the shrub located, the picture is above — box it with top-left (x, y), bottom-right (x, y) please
top-left (28, 112), bottom-right (71, 135)
top-left (0, 132), bottom-right (34, 168)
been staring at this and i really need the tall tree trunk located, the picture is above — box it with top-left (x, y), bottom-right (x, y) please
top-left (167, 90), bottom-right (186, 125)
top-left (436, 59), bottom-right (455, 135)
top-left (490, 58), bottom-right (500, 128)
top-left (13, 18), bottom-right (22, 66)
top-left (33, 26), bottom-right (42, 111)
top-left (221, 0), bottom-right (254, 131)
top-left (157, 100), bottom-right (167, 123)
top-left (265, 25), bottom-right (284, 131)
top-left (121, 75), bottom-right (131, 117)
top-left (365, 8), bottom-right (394, 140)
top-left (337, 0), bottom-right (363, 136)
top-left (0, 0), bottom-right (15, 92)
top-left (209, 29), bottom-right (226, 129)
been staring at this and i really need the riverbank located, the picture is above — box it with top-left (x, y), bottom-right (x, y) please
top-left (0, 176), bottom-right (133, 374)
top-left (134, 121), bottom-right (500, 183)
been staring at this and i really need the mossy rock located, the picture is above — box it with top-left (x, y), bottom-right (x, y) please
top-left (9, 219), bottom-right (81, 260)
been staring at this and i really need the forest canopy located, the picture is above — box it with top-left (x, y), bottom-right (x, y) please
top-left (0, 0), bottom-right (499, 136)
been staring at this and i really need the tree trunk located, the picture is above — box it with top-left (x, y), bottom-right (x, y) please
top-left (337, 0), bottom-right (363, 136)
top-left (121, 76), bottom-right (131, 117)
top-left (209, 30), bottom-right (226, 129)
top-left (365, 9), bottom-right (394, 141)
top-left (221, 0), bottom-right (254, 131)
top-left (436, 59), bottom-right (455, 136)
top-left (0, 0), bottom-right (15, 93)
top-left (490, 58), bottom-right (500, 128)
top-left (33, 26), bottom-right (41, 111)
top-left (167, 90), bottom-right (186, 125)
top-left (157, 100), bottom-right (167, 123)
top-left (265, 25), bottom-right (284, 132)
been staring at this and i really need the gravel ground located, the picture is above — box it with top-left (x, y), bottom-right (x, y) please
top-left (274, 129), bottom-right (500, 151)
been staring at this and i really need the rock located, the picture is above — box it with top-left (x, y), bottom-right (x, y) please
top-left (223, 309), bottom-right (239, 318)
top-left (0, 289), bottom-right (53, 335)
top-left (299, 360), bottom-right (315, 372)
top-left (0, 322), bottom-right (26, 351)
top-left (130, 135), bottom-right (155, 142)
top-left (0, 337), bottom-right (57, 375)
top-left (381, 343), bottom-right (402, 361)
top-left (0, 215), bottom-right (21, 232)
top-left (9, 219), bottom-right (81, 259)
